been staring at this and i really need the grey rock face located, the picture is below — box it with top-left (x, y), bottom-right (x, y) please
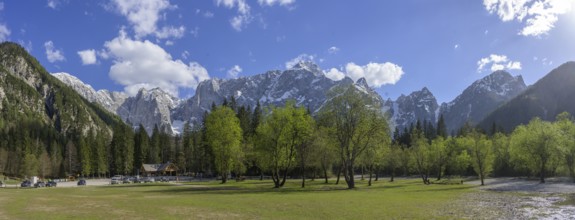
top-left (384, 87), bottom-right (439, 131)
top-left (118, 88), bottom-right (180, 135)
top-left (439, 70), bottom-right (526, 133)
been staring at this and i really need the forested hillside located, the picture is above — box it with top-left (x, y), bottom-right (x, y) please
top-left (479, 62), bottom-right (575, 132)
top-left (0, 42), bottom-right (124, 178)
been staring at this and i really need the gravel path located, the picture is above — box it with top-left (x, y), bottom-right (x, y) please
top-left (442, 177), bottom-right (575, 219)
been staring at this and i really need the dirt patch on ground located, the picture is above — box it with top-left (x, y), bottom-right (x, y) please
top-left (443, 177), bottom-right (575, 219)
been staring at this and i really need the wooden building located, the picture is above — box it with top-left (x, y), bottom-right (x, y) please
top-left (141, 162), bottom-right (178, 176)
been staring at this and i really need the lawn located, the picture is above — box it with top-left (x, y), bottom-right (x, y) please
top-left (0, 178), bottom-right (475, 219)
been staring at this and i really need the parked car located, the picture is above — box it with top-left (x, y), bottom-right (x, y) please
top-left (34, 181), bottom-right (46, 188)
top-left (122, 177), bottom-right (132, 184)
top-left (20, 180), bottom-right (32, 187)
top-left (143, 177), bottom-right (155, 183)
top-left (46, 181), bottom-right (57, 187)
top-left (132, 177), bottom-right (143, 183)
top-left (0, 181), bottom-right (4, 188)
top-left (77, 179), bottom-right (86, 186)
top-left (160, 177), bottom-right (169, 182)
top-left (111, 175), bottom-right (123, 185)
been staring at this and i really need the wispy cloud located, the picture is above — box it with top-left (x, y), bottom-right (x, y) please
top-left (477, 54), bottom-right (522, 72)
top-left (483, 0), bottom-right (573, 37)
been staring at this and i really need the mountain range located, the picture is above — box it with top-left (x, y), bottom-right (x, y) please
top-left (3, 41), bottom-right (574, 137)
top-left (52, 59), bottom-right (533, 135)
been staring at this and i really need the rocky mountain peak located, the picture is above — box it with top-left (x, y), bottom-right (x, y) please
top-left (355, 77), bottom-right (369, 88)
top-left (290, 61), bottom-right (322, 75)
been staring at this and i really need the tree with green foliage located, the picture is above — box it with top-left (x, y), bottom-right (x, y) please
top-left (430, 136), bottom-right (448, 180)
top-left (134, 124), bottom-right (149, 174)
top-left (383, 143), bottom-right (401, 182)
top-left (412, 134), bottom-right (433, 184)
top-left (77, 135), bottom-right (92, 177)
top-left (256, 101), bottom-right (314, 188)
top-left (320, 86), bottom-right (390, 189)
top-left (555, 112), bottom-right (575, 182)
top-left (437, 114), bottom-right (447, 138)
top-left (463, 131), bottom-right (494, 186)
top-left (309, 127), bottom-right (338, 184)
top-left (148, 125), bottom-right (161, 164)
top-left (492, 132), bottom-right (512, 176)
top-left (206, 106), bottom-right (243, 183)
top-left (510, 118), bottom-right (562, 183)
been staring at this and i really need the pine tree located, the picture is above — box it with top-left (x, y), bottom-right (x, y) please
top-left (437, 114), bottom-right (447, 138)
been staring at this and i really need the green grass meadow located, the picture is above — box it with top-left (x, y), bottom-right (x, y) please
top-left (0, 178), bottom-right (475, 219)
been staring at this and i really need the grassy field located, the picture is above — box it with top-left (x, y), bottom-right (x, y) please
top-left (0, 178), bottom-right (475, 219)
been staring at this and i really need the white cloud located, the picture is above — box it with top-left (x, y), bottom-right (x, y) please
top-left (44, 41), bottom-right (66, 63)
top-left (155, 26), bottom-right (185, 39)
top-left (328, 46), bottom-right (340, 54)
top-left (77, 49), bottom-right (97, 65)
top-left (285, 54), bottom-right (315, 69)
top-left (227, 65), bottom-right (242, 78)
top-left (483, 0), bottom-right (573, 37)
top-left (454, 44), bottom-right (460, 49)
top-left (324, 68), bottom-right (345, 81)
top-left (344, 62), bottom-right (404, 87)
top-left (104, 30), bottom-right (210, 97)
top-left (204, 11), bottom-right (214, 18)
top-left (181, 50), bottom-right (189, 60)
top-left (0, 23), bottom-right (10, 42)
top-left (47, 0), bottom-right (62, 9)
top-left (477, 54), bottom-right (522, 72)
top-left (258, 0), bottom-right (295, 6)
top-left (110, 0), bottom-right (179, 38)
top-left (215, 0), bottom-right (253, 31)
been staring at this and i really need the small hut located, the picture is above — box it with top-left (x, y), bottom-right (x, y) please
top-left (141, 162), bottom-right (178, 176)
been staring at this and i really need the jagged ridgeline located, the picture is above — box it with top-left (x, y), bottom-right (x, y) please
top-left (0, 42), bottom-right (125, 176)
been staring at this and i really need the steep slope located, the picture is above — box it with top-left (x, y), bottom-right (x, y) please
top-left (172, 61), bottom-right (379, 123)
top-left (118, 88), bottom-right (180, 134)
top-left (383, 87), bottom-right (439, 131)
top-left (0, 42), bottom-right (122, 135)
top-left (52, 72), bottom-right (128, 114)
top-left (440, 71), bottom-right (526, 133)
top-left (479, 62), bottom-right (575, 132)
top-left (53, 72), bottom-right (177, 135)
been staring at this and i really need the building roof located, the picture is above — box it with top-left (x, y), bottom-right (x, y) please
top-left (141, 162), bottom-right (178, 173)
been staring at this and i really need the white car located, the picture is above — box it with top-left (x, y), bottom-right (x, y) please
top-left (111, 175), bottom-right (123, 185)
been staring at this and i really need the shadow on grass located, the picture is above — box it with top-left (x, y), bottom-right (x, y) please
top-left (409, 185), bottom-right (477, 193)
top-left (141, 181), bottom-right (403, 195)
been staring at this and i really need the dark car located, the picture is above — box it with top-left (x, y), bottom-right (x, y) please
top-left (122, 177), bottom-right (132, 184)
top-left (160, 177), bottom-right (169, 182)
top-left (34, 181), bottom-right (46, 188)
top-left (77, 179), bottom-right (86, 186)
top-left (20, 180), bottom-right (32, 187)
top-left (143, 177), bottom-right (155, 183)
top-left (46, 181), bottom-right (57, 187)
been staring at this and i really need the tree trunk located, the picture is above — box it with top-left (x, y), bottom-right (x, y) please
top-left (345, 163), bottom-right (355, 189)
top-left (390, 171), bottom-right (395, 182)
top-left (312, 168), bottom-right (316, 181)
top-left (540, 164), bottom-right (546, 184)
top-left (280, 169), bottom-right (288, 187)
top-left (335, 165), bottom-right (342, 185)
top-left (301, 167), bottom-right (306, 188)
top-left (323, 164), bottom-right (328, 184)
top-left (259, 166), bottom-right (264, 181)
top-left (360, 165), bottom-right (364, 181)
top-left (368, 165), bottom-right (373, 186)
top-left (375, 169), bottom-right (379, 181)
top-left (436, 165), bottom-right (442, 181)
top-left (221, 173), bottom-right (227, 184)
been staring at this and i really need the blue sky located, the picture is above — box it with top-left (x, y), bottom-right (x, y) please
top-left (1, 0), bottom-right (575, 103)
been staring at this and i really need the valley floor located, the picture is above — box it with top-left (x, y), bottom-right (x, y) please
top-left (0, 177), bottom-right (574, 219)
